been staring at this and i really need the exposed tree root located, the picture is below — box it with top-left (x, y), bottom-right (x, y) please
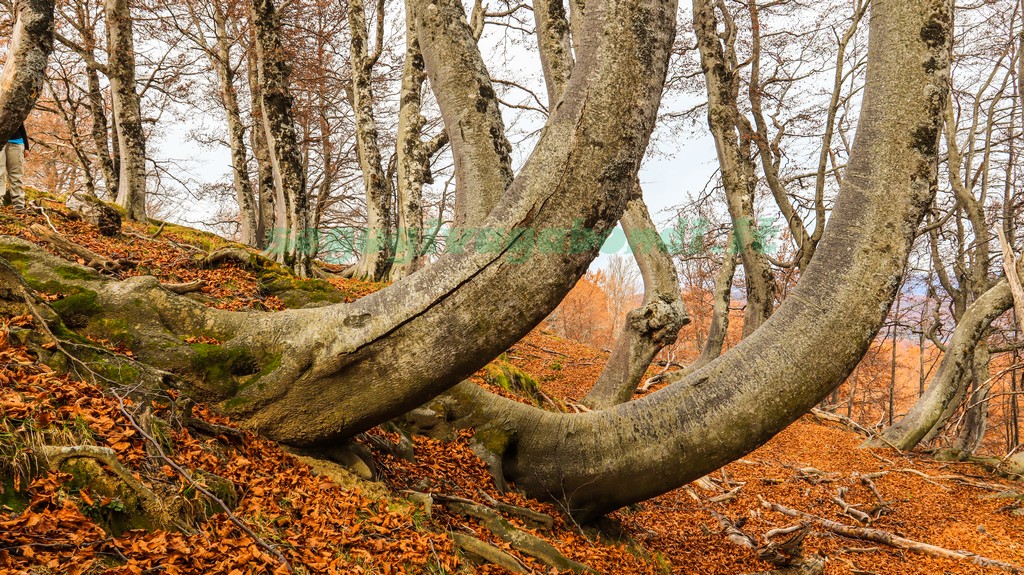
top-left (440, 497), bottom-right (595, 573)
top-left (29, 223), bottom-right (127, 272)
top-left (760, 497), bottom-right (1024, 573)
top-left (451, 532), bottom-right (529, 573)
top-left (37, 444), bottom-right (171, 528)
top-left (161, 279), bottom-right (206, 294)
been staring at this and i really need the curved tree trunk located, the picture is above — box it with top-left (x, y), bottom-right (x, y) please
top-left (865, 279), bottom-right (1012, 450)
top-left (0, 0), bottom-right (54, 143)
top-left (645, 247), bottom-right (736, 389)
top-left (582, 196), bottom-right (689, 408)
top-left (12, 0), bottom-right (677, 454)
top-left (435, 0), bottom-right (952, 520)
top-left (106, 0), bottom-right (148, 221)
top-left (415, 0), bottom-right (513, 229)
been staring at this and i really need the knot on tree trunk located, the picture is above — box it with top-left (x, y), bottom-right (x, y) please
top-left (628, 295), bottom-right (690, 346)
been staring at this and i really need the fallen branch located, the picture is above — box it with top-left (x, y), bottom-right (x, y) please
top-left (831, 487), bottom-right (871, 524)
top-left (711, 512), bottom-right (824, 575)
top-left (760, 497), bottom-right (1024, 573)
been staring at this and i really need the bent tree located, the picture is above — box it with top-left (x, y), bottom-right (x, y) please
top-left (1, 0), bottom-right (951, 521)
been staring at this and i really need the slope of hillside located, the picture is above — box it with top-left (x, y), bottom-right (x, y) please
top-left (1, 198), bottom-right (1022, 574)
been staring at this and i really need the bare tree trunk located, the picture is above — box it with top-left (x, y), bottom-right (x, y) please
top-left (211, 0), bottom-right (258, 246)
top-left (246, 41), bottom-right (275, 250)
top-left (344, 0), bottom-right (392, 281)
top-left (693, 0), bottom-right (776, 337)
top-left (0, 0), bottom-right (54, 143)
top-left (106, 0), bottom-right (148, 221)
top-left (415, 0), bottom-right (513, 228)
top-left (655, 248), bottom-right (737, 387)
top-left (583, 196), bottom-right (689, 408)
top-left (866, 279), bottom-right (1013, 450)
top-left (952, 342), bottom-right (991, 455)
top-left (533, 0), bottom-right (689, 408)
top-left (390, 1), bottom-right (447, 281)
top-left (250, 0), bottom-right (311, 276)
top-left (85, 65), bottom-right (117, 202)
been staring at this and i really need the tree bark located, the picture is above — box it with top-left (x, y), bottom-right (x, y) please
top-left (246, 39), bottom-right (275, 250)
top-left (85, 65), bottom-right (117, 202)
top-left (106, 0), bottom-right (148, 221)
top-left (211, 0), bottom-right (259, 247)
top-left (390, 1), bottom-right (447, 281)
top-left (865, 278), bottom-right (1013, 450)
top-left (0, 0), bottom-right (54, 143)
top-left (438, 0), bottom-right (952, 520)
top-left (344, 0), bottom-right (393, 281)
top-left (532, 0), bottom-right (689, 408)
top-left (250, 0), bottom-right (311, 276)
top-left (415, 0), bottom-right (513, 228)
top-left (693, 0), bottom-right (776, 337)
top-left (582, 196), bottom-right (689, 408)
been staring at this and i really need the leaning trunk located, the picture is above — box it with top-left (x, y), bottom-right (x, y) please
top-left (582, 196), bottom-right (689, 408)
top-left (867, 279), bottom-right (1012, 450)
top-left (212, 1), bottom-right (258, 247)
top-left (0, 0), bottom-right (54, 142)
top-left (415, 0), bottom-right (513, 228)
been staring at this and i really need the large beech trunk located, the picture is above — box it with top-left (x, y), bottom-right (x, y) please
top-left (106, 0), bottom-right (148, 221)
top-left (250, 0), bottom-right (311, 276)
top-left (414, 0), bottom-right (513, 228)
top-left (438, 0), bottom-right (952, 520)
top-left (0, 0), bottom-right (54, 143)
top-left (12, 0), bottom-right (678, 453)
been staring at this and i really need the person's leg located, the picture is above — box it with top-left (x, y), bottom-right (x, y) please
top-left (7, 143), bottom-right (25, 210)
top-left (0, 144), bottom-right (8, 206)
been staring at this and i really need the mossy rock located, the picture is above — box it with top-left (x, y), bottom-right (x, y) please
top-left (50, 290), bottom-right (102, 328)
top-left (483, 362), bottom-right (544, 405)
top-left (63, 458), bottom-right (162, 535)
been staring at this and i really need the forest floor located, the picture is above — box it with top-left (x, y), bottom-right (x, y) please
top-left (0, 195), bottom-right (1023, 574)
